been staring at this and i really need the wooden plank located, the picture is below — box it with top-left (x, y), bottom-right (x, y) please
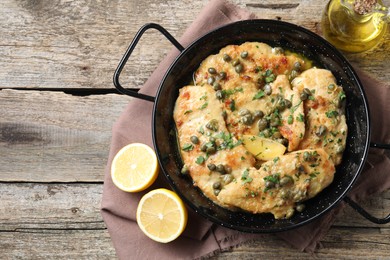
top-left (0, 89), bottom-right (131, 182)
top-left (1, 230), bottom-right (117, 259)
top-left (0, 183), bottom-right (388, 230)
top-left (1, 0), bottom-right (388, 90)
top-left (0, 183), bottom-right (388, 258)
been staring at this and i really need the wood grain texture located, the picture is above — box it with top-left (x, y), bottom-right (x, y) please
top-left (0, 0), bottom-right (388, 90)
top-left (0, 89), bottom-right (131, 182)
top-left (0, 183), bottom-right (389, 259)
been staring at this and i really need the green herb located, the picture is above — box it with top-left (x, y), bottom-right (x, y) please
top-left (287, 115), bottom-right (293, 124)
top-left (253, 90), bottom-right (265, 100)
top-left (339, 91), bottom-right (346, 101)
top-left (215, 131), bottom-right (242, 150)
top-left (198, 126), bottom-right (204, 134)
top-left (264, 173), bottom-right (280, 183)
top-left (326, 110), bottom-right (339, 118)
top-left (195, 156), bottom-right (205, 164)
top-left (182, 143), bottom-right (194, 151)
top-left (240, 156), bottom-right (246, 161)
top-left (290, 100), bottom-right (302, 113)
top-left (241, 169), bottom-right (253, 184)
top-left (308, 95), bottom-right (315, 101)
top-left (263, 69), bottom-right (276, 83)
top-left (222, 88), bottom-right (243, 98)
top-left (184, 110), bottom-right (193, 115)
top-left (296, 113), bottom-right (304, 122)
top-left (229, 99), bottom-right (236, 111)
top-left (199, 94), bottom-right (207, 100)
top-left (200, 102), bottom-right (208, 110)
top-left (273, 157), bottom-right (280, 163)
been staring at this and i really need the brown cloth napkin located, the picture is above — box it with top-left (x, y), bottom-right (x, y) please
top-left (101, 0), bottom-right (390, 258)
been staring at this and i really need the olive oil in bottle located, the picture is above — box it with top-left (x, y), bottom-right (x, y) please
top-left (321, 0), bottom-right (388, 52)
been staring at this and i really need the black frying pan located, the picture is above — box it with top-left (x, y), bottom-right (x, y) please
top-left (114, 20), bottom-right (390, 232)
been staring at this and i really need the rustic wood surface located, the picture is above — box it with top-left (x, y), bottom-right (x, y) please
top-left (1, 0), bottom-right (389, 259)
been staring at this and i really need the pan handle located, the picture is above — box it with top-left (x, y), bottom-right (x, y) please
top-left (370, 142), bottom-right (390, 150)
top-left (343, 196), bottom-right (390, 224)
top-left (113, 23), bottom-right (185, 102)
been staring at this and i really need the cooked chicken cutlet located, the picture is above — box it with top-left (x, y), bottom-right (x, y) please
top-left (217, 148), bottom-right (335, 219)
top-left (292, 68), bottom-right (347, 165)
top-left (194, 42), bottom-right (306, 87)
top-left (174, 84), bottom-right (255, 207)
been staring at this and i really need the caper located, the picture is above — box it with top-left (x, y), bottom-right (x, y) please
top-left (223, 174), bottom-right (234, 184)
top-left (181, 165), bottom-right (189, 175)
top-left (206, 146), bottom-right (216, 154)
top-left (200, 143), bottom-right (207, 152)
top-left (264, 84), bottom-right (272, 95)
top-left (241, 114), bottom-right (253, 125)
top-left (213, 82), bottom-right (221, 91)
top-left (216, 164), bottom-right (225, 174)
top-left (280, 190), bottom-right (290, 200)
top-left (277, 138), bottom-right (289, 146)
top-left (327, 84), bottom-right (335, 90)
top-left (280, 176), bottom-right (294, 186)
top-left (190, 135), bottom-right (199, 144)
top-left (232, 59), bottom-right (240, 66)
top-left (235, 64), bottom-right (243, 73)
top-left (276, 99), bottom-right (286, 111)
top-left (208, 67), bottom-right (217, 74)
top-left (207, 163), bottom-right (216, 171)
top-left (223, 54), bottom-right (231, 62)
top-left (253, 110), bottom-right (264, 119)
top-left (216, 90), bottom-right (224, 100)
top-left (303, 88), bottom-right (311, 96)
top-left (262, 129), bottom-right (272, 138)
top-left (284, 99), bottom-right (292, 108)
top-left (273, 47), bottom-right (284, 54)
top-left (213, 181), bottom-right (221, 189)
top-left (285, 208), bottom-right (295, 219)
top-left (218, 71), bottom-right (227, 80)
top-left (207, 76), bottom-right (215, 85)
top-left (214, 189), bottom-right (221, 196)
top-left (315, 125), bottom-right (327, 137)
top-left (239, 108), bottom-right (251, 116)
top-left (270, 117), bottom-right (281, 127)
top-left (273, 131), bottom-right (282, 139)
top-left (293, 61), bottom-right (302, 71)
top-left (206, 119), bottom-right (218, 131)
top-left (265, 181), bottom-right (275, 189)
top-left (240, 51), bottom-right (248, 58)
top-left (257, 118), bottom-right (268, 131)
top-left (296, 203), bottom-right (306, 213)
top-left (300, 92), bottom-right (308, 101)
top-left (297, 164), bottom-right (305, 173)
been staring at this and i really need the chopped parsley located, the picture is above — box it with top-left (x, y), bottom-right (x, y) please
top-left (290, 100), bottom-right (302, 113)
top-left (229, 99), bottom-right (236, 111)
top-left (296, 113), bottom-right (304, 122)
top-left (339, 91), bottom-right (346, 101)
top-left (215, 131), bottom-right (242, 150)
top-left (195, 156), bottom-right (205, 164)
top-left (253, 90), bottom-right (265, 100)
top-left (241, 169), bottom-right (253, 184)
top-left (325, 110), bottom-right (339, 118)
top-left (182, 143), bottom-right (194, 151)
top-left (199, 102), bottom-right (208, 110)
top-left (222, 88), bottom-right (243, 98)
top-left (184, 110), bottom-right (193, 115)
top-left (287, 115), bottom-right (293, 124)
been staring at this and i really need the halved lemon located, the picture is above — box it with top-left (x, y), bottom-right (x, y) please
top-left (136, 188), bottom-right (188, 243)
top-left (111, 143), bottom-right (158, 192)
top-left (241, 135), bottom-right (286, 161)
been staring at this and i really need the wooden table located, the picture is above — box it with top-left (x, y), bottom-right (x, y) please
top-left (1, 0), bottom-right (389, 258)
